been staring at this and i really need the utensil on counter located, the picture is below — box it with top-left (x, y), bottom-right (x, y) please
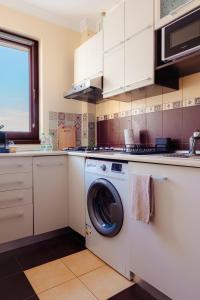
top-left (124, 128), bottom-right (134, 148)
top-left (58, 125), bottom-right (76, 150)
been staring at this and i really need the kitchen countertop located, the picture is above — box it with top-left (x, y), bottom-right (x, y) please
top-left (1, 150), bottom-right (200, 168)
top-left (66, 151), bottom-right (200, 168)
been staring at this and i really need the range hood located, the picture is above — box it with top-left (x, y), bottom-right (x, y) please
top-left (64, 76), bottom-right (103, 103)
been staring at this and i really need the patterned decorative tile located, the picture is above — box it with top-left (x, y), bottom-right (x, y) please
top-left (49, 111), bottom-right (57, 120)
top-left (108, 114), bottom-right (114, 120)
top-left (183, 98), bottom-right (195, 107)
top-left (58, 119), bottom-right (65, 126)
top-left (195, 97), bottom-right (200, 105)
top-left (58, 112), bottom-right (65, 121)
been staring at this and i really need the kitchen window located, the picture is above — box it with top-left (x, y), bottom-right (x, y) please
top-left (0, 30), bottom-right (39, 143)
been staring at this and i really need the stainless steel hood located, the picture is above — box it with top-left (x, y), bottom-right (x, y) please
top-left (64, 76), bottom-right (103, 103)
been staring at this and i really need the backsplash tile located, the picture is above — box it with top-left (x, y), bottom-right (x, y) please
top-left (96, 72), bottom-right (200, 149)
top-left (49, 111), bottom-right (94, 149)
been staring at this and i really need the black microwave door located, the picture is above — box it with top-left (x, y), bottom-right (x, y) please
top-left (163, 8), bottom-right (200, 61)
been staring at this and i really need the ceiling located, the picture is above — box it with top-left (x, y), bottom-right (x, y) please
top-left (0, 0), bottom-right (120, 32)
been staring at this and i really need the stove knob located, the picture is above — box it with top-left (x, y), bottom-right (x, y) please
top-left (100, 164), bottom-right (107, 171)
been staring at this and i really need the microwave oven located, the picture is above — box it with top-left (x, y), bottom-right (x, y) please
top-left (162, 7), bottom-right (200, 62)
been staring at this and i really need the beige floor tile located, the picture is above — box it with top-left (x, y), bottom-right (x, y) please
top-left (25, 259), bottom-right (75, 294)
top-left (61, 249), bottom-right (105, 276)
top-left (79, 265), bottom-right (133, 300)
top-left (38, 278), bottom-right (97, 300)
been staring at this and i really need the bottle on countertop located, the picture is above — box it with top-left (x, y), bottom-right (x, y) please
top-left (40, 133), bottom-right (47, 151)
top-left (46, 134), bottom-right (53, 151)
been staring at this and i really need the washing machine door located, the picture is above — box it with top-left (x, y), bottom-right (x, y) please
top-left (87, 178), bottom-right (124, 237)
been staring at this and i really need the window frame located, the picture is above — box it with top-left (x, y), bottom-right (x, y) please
top-left (0, 30), bottom-right (39, 144)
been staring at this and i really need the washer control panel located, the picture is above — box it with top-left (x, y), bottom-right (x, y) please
top-left (100, 164), bottom-right (107, 171)
top-left (111, 163), bottom-right (122, 173)
top-left (85, 159), bottom-right (128, 178)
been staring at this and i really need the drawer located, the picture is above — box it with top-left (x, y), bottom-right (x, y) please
top-left (0, 173), bottom-right (32, 192)
top-left (0, 157), bottom-right (32, 175)
top-left (0, 189), bottom-right (32, 209)
top-left (0, 204), bottom-right (33, 244)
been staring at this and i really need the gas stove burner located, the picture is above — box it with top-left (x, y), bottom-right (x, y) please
top-left (64, 146), bottom-right (114, 153)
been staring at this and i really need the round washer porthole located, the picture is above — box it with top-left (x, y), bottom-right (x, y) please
top-left (87, 178), bottom-right (124, 237)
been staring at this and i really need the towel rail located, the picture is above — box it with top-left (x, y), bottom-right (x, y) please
top-left (152, 176), bottom-right (167, 181)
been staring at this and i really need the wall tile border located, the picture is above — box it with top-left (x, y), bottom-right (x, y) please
top-left (97, 96), bottom-right (200, 121)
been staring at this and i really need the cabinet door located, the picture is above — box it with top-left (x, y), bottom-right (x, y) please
top-left (128, 162), bottom-right (200, 300)
top-left (68, 156), bottom-right (85, 236)
top-left (87, 31), bottom-right (103, 79)
top-left (0, 204), bottom-right (33, 244)
top-left (125, 27), bottom-right (154, 92)
top-left (74, 43), bottom-right (88, 84)
top-left (155, 0), bottom-right (200, 29)
top-left (125, 0), bottom-right (154, 40)
top-left (103, 43), bottom-right (124, 98)
top-left (103, 2), bottom-right (124, 52)
top-left (33, 156), bottom-right (68, 235)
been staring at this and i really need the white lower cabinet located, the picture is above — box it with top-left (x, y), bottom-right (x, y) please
top-left (0, 157), bottom-right (33, 244)
top-left (33, 156), bottom-right (68, 235)
top-left (0, 204), bottom-right (33, 244)
top-left (128, 162), bottom-right (200, 300)
top-left (68, 156), bottom-right (85, 236)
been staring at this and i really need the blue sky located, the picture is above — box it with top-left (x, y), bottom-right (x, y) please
top-left (0, 44), bottom-right (29, 132)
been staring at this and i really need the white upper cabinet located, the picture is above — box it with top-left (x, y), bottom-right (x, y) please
top-left (103, 2), bottom-right (124, 52)
top-left (155, 0), bottom-right (200, 29)
top-left (74, 44), bottom-right (87, 84)
top-left (125, 0), bottom-right (154, 40)
top-left (103, 43), bottom-right (125, 98)
top-left (103, 0), bottom-right (154, 97)
top-left (74, 31), bottom-right (103, 84)
top-left (125, 27), bottom-right (154, 91)
top-left (87, 31), bottom-right (103, 79)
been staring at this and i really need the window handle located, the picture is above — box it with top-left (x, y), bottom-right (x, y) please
top-left (32, 88), bottom-right (36, 129)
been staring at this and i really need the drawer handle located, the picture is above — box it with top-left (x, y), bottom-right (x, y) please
top-left (0, 197), bottom-right (23, 204)
top-left (36, 163), bottom-right (64, 167)
top-left (0, 181), bottom-right (23, 188)
top-left (1, 164), bottom-right (23, 170)
top-left (0, 211), bottom-right (24, 220)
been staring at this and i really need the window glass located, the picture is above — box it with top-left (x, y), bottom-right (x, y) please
top-left (0, 43), bottom-right (30, 132)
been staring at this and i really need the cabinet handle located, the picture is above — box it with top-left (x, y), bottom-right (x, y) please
top-left (104, 41), bottom-right (124, 54)
top-left (170, 0), bottom-right (193, 15)
top-left (0, 211), bottom-right (24, 221)
top-left (0, 181), bottom-right (23, 189)
top-left (1, 164), bottom-right (23, 170)
top-left (0, 197), bottom-right (23, 204)
top-left (103, 86), bottom-right (124, 95)
top-left (126, 77), bottom-right (152, 88)
top-left (125, 24), bottom-right (153, 42)
top-left (36, 163), bottom-right (64, 167)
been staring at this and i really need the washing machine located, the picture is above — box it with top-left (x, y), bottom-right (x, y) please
top-left (85, 158), bottom-right (131, 279)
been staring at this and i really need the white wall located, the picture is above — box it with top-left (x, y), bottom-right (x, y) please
top-left (0, 4), bottom-right (82, 135)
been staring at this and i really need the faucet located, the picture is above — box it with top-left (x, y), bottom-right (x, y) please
top-left (189, 130), bottom-right (200, 156)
